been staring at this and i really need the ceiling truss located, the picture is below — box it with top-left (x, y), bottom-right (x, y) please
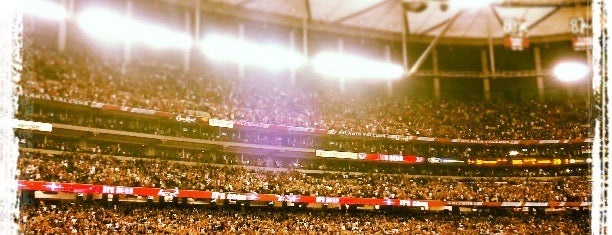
top-left (162, 0), bottom-right (589, 45)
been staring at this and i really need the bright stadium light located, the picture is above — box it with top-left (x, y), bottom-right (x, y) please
top-left (77, 8), bottom-right (192, 49)
top-left (448, 0), bottom-right (500, 9)
top-left (24, 0), bottom-right (68, 21)
top-left (553, 61), bottom-right (589, 82)
top-left (311, 51), bottom-right (405, 80)
top-left (200, 34), bottom-right (305, 71)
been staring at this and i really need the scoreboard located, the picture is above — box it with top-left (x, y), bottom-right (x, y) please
top-left (503, 17), bottom-right (529, 51)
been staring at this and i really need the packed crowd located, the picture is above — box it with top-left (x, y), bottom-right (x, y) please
top-left (21, 44), bottom-right (591, 140)
top-left (17, 103), bottom-right (590, 160)
top-left (19, 136), bottom-right (591, 177)
top-left (19, 202), bottom-right (590, 234)
top-left (18, 151), bottom-right (591, 202)
top-left (19, 26), bottom-right (593, 235)
top-left (19, 18), bottom-right (594, 235)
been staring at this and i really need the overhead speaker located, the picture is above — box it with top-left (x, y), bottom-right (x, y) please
top-left (439, 3), bottom-right (449, 12)
top-left (403, 2), bottom-right (428, 13)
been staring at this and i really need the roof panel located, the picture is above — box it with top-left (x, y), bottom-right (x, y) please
top-left (408, 2), bottom-right (460, 35)
top-left (244, 0), bottom-right (306, 18)
top-left (494, 6), bottom-right (559, 34)
top-left (183, 0), bottom-right (591, 42)
top-left (528, 6), bottom-right (588, 36)
top-left (209, 0), bottom-right (251, 6)
top-left (342, 0), bottom-right (403, 32)
top-left (310, 0), bottom-right (387, 22)
top-left (447, 8), bottom-right (484, 38)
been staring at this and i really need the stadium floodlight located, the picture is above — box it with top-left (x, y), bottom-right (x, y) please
top-left (77, 8), bottom-right (192, 50)
top-left (24, 0), bottom-right (68, 21)
top-left (311, 51), bottom-right (405, 80)
top-left (448, 0), bottom-right (499, 9)
top-left (553, 61), bottom-right (589, 82)
top-left (200, 34), bottom-right (305, 71)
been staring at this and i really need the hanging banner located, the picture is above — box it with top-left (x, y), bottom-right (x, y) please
top-left (17, 180), bottom-right (589, 208)
top-left (208, 118), bottom-right (234, 128)
top-left (12, 119), bottom-right (52, 132)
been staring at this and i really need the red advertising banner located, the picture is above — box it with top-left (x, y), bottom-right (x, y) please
top-left (572, 36), bottom-right (592, 51)
top-left (362, 154), bottom-right (424, 163)
top-left (18, 180), bottom-right (589, 208)
top-left (504, 36), bottom-right (529, 51)
top-left (315, 151), bottom-right (424, 163)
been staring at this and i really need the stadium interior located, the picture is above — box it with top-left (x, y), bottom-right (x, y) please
top-left (15, 0), bottom-right (596, 233)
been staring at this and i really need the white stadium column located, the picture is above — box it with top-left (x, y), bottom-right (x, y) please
top-left (481, 49), bottom-right (489, 74)
top-left (57, 0), bottom-right (69, 51)
top-left (302, 17), bottom-right (308, 59)
top-left (238, 23), bottom-right (245, 80)
top-left (194, 0), bottom-right (201, 42)
top-left (483, 78), bottom-right (491, 101)
top-left (481, 48), bottom-right (490, 101)
top-left (183, 11), bottom-right (191, 72)
top-left (486, 36), bottom-right (495, 101)
top-left (289, 31), bottom-right (296, 86)
top-left (385, 44), bottom-right (392, 96)
top-left (338, 38), bottom-right (345, 93)
top-left (122, 0), bottom-right (133, 71)
top-left (68, 0), bottom-right (74, 20)
top-left (534, 47), bottom-right (544, 101)
top-left (402, 26), bottom-right (408, 71)
top-left (432, 48), bottom-right (440, 99)
top-left (488, 36), bottom-right (495, 75)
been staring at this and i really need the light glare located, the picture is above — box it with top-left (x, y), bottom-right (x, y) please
top-left (24, 0), bottom-right (67, 21)
top-left (77, 8), bottom-right (192, 50)
top-left (553, 61), bottom-right (588, 82)
top-left (201, 34), bottom-right (305, 71)
top-left (312, 52), bottom-right (405, 80)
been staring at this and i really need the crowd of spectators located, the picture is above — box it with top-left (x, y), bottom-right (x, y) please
top-left (18, 136), bottom-right (591, 177)
top-left (18, 19), bottom-right (594, 235)
top-left (19, 202), bottom-right (590, 234)
top-left (18, 151), bottom-right (591, 202)
top-left (16, 103), bottom-right (590, 160)
top-left (21, 44), bottom-right (591, 141)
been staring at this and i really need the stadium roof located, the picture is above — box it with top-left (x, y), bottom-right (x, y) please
top-left (163, 0), bottom-right (591, 45)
